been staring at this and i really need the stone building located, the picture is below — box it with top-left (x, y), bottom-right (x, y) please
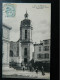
top-left (9, 11), bottom-right (34, 66)
top-left (10, 41), bottom-right (19, 63)
top-left (43, 39), bottom-right (50, 63)
top-left (34, 39), bottom-right (50, 63)
top-left (2, 24), bottom-right (12, 70)
top-left (34, 43), bottom-right (43, 62)
top-left (20, 11), bottom-right (33, 65)
top-left (10, 39), bottom-right (22, 64)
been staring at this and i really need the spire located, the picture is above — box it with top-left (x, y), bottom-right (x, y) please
top-left (24, 10), bottom-right (28, 19)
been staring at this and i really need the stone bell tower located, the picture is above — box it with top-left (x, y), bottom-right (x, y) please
top-left (20, 11), bottom-right (33, 64)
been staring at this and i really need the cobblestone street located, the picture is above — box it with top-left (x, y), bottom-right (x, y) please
top-left (2, 68), bottom-right (50, 79)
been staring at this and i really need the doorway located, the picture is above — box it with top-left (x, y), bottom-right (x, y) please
top-left (24, 58), bottom-right (27, 63)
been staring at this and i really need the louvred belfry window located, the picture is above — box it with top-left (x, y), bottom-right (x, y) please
top-left (25, 30), bottom-right (27, 39)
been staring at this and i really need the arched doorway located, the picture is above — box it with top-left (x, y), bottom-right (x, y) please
top-left (24, 48), bottom-right (27, 64)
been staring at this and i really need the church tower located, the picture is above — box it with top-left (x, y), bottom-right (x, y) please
top-left (20, 11), bottom-right (33, 65)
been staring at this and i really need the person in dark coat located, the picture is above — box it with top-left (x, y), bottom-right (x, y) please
top-left (41, 66), bottom-right (45, 75)
top-left (35, 67), bottom-right (38, 74)
top-left (23, 65), bottom-right (25, 71)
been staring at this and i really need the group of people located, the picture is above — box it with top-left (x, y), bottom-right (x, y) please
top-left (35, 66), bottom-right (45, 75)
top-left (22, 65), bottom-right (45, 76)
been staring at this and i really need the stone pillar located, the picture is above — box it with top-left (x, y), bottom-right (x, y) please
top-left (2, 41), bottom-right (10, 71)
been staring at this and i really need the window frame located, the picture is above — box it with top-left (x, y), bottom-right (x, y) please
top-left (44, 40), bottom-right (49, 44)
top-left (44, 46), bottom-right (49, 51)
top-left (39, 47), bottom-right (41, 51)
top-left (45, 53), bottom-right (49, 59)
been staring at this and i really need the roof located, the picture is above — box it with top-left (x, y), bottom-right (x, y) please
top-left (17, 38), bottom-right (20, 42)
top-left (2, 24), bottom-right (12, 30)
top-left (10, 38), bottom-right (20, 43)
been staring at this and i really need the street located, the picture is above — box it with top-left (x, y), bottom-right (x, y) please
top-left (2, 68), bottom-right (50, 79)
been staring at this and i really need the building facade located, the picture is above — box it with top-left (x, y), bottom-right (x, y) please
top-left (43, 39), bottom-right (50, 63)
top-left (34, 39), bottom-right (50, 63)
top-left (10, 41), bottom-right (19, 63)
top-left (20, 11), bottom-right (33, 65)
top-left (9, 11), bottom-right (34, 66)
top-left (2, 24), bottom-right (11, 70)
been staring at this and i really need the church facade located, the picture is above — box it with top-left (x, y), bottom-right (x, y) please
top-left (9, 11), bottom-right (34, 66)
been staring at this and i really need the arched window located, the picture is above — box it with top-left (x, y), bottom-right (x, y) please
top-left (25, 30), bottom-right (27, 39)
top-left (24, 48), bottom-right (27, 56)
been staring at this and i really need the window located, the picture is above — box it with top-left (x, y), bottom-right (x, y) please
top-left (44, 46), bottom-right (49, 51)
top-left (45, 53), bottom-right (49, 59)
top-left (25, 30), bottom-right (27, 39)
top-left (10, 50), bottom-right (13, 57)
top-left (37, 54), bottom-right (41, 58)
top-left (24, 48), bottom-right (27, 56)
top-left (39, 47), bottom-right (41, 51)
top-left (37, 54), bottom-right (44, 59)
top-left (24, 58), bottom-right (27, 63)
top-left (44, 40), bottom-right (49, 44)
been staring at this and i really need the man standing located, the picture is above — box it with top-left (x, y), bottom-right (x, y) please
top-left (41, 66), bottom-right (45, 75)
top-left (36, 67), bottom-right (38, 74)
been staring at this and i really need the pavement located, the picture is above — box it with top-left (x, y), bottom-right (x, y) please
top-left (2, 68), bottom-right (50, 79)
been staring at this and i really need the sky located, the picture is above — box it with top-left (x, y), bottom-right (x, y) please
top-left (2, 3), bottom-right (51, 43)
